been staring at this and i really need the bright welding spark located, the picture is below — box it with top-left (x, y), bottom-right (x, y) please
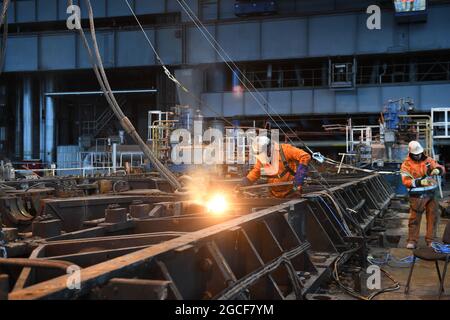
top-left (206, 194), bottom-right (228, 215)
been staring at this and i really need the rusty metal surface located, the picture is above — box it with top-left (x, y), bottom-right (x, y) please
top-left (0, 174), bottom-right (395, 300)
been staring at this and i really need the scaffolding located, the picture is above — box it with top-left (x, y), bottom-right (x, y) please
top-left (432, 108), bottom-right (450, 139)
top-left (147, 111), bottom-right (178, 162)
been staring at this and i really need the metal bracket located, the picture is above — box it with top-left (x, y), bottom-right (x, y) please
top-left (312, 152), bottom-right (325, 164)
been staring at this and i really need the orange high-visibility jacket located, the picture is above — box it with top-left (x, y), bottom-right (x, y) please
top-left (400, 155), bottom-right (445, 188)
top-left (246, 144), bottom-right (311, 198)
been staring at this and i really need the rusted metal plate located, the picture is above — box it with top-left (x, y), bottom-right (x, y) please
top-left (3, 174), bottom-right (394, 300)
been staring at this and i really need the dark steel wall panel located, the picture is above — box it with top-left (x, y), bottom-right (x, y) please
top-left (16, 0), bottom-right (36, 23)
top-left (356, 87), bottom-right (381, 113)
top-left (244, 91), bottom-right (266, 116)
top-left (106, 0), bottom-right (130, 17)
top-left (77, 31), bottom-right (115, 69)
top-left (336, 91), bottom-right (358, 114)
top-left (309, 14), bottom-right (356, 57)
top-left (135, 0), bottom-right (165, 15)
top-left (313, 89), bottom-right (336, 114)
top-left (80, 0), bottom-right (106, 19)
top-left (38, 0), bottom-right (58, 22)
top-left (218, 0), bottom-right (234, 19)
top-left (6, 0), bottom-right (14, 24)
top-left (116, 29), bottom-right (155, 67)
top-left (167, 0), bottom-right (181, 13)
top-left (222, 92), bottom-right (243, 117)
top-left (40, 34), bottom-right (77, 70)
top-left (420, 84), bottom-right (450, 110)
top-left (157, 27), bottom-right (182, 65)
top-left (200, 0), bottom-right (218, 21)
top-left (5, 36), bottom-right (38, 71)
top-left (202, 92), bottom-right (222, 117)
top-left (261, 19), bottom-right (308, 60)
top-left (58, 0), bottom-right (71, 20)
top-left (409, 9), bottom-right (450, 51)
top-left (217, 22), bottom-right (260, 62)
top-left (187, 25), bottom-right (216, 64)
top-left (292, 90), bottom-right (314, 114)
top-left (296, 0), bottom-right (334, 12)
top-left (268, 91), bottom-right (291, 115)
top-left (180, 0), bottom-right (198, 22)
top-left (6, 5), bottom-right (450, 70)
top-left (202, 83), bottom-right (450, 116)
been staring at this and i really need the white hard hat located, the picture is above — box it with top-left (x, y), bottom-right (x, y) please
top-left (408, 141), bottom-right (424, 155)
top-left (251, 136), bottom-right (271, 155)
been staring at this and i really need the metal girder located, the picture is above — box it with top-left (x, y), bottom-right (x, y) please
top-left (5, 174), bottom-right (394, 300)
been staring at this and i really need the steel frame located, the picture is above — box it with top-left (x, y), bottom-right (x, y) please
top-left (1, 174), bottom-right (394, 300)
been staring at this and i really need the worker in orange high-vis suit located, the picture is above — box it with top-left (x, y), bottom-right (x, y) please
top-left (401, 141), bottom-right (445, 249)
top-left (238, 136), bottom-right (312, 198)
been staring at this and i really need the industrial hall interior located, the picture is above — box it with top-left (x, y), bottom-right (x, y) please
top-left (1, 0), bottom-right (450, 303)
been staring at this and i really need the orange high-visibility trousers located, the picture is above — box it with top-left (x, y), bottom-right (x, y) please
top-left (408, 196), bottom-right (438, 245)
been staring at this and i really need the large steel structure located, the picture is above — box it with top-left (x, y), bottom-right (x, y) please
top-left (0, 173), bottom-right (395, 300)
top-left (1, 0), bottom-right (450, 162)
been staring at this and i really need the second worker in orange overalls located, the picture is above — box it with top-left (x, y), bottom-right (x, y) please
top-left (401, 141), bottom-right (445, 249)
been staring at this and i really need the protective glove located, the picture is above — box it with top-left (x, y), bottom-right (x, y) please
top-left (293, 164), bottom-right (309, 189)
top-left (235, 177), bottom-right (252, 191)
top-left (430, 168), bottom-right (441, 176)
top-left (414, 178), bottom-right (431, 187)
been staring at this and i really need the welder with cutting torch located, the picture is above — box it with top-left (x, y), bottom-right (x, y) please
top-left (237, 136), bottom-right (311, 198)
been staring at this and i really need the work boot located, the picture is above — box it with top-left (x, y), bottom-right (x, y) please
top-left (406, 242), bottom-right (416, 249)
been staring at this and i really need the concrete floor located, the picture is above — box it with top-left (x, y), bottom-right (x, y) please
top-left (375, 191), bottom-right (450, 300)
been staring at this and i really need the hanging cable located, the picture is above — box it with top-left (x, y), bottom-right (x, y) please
top-left (333, 246), bottom-right (400, 300)
top-left (125, 0), bottom-right (334, 192)
top-left (67, 0), bottom-right (182, 190)
top-left (174, 0), bottom-right (352, 191)
top-left (431, 242), bottom-right (450, 254)
top-left (176, 0), bottom-right (376, 177)
top-left (123, 0), bottom-right (370, 196)
top-left (123, 0), bottom-right (236, 128)
top-left (0, 0), bottom-right (10, 74)
top-left (123, 0), bottom-right (338, 199)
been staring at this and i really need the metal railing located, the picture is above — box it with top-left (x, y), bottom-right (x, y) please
top-left (217, 60), bottom-right (450, 91)
top-left (432, 108), bottom-right (450, 139)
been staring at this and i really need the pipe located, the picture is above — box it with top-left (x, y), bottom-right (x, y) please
top-left (22, 78), bottom-right (33, 160)
top-left (112, 143), bottom-right (117, 173)
top-left (0, 258), bottom-right (77, 272)
top-left (44, 89), bottom-right (157, 97)
top-left (238, 181), bottom-right (294, 191)
top-left (45, 78), bottom-right (55, 164)
top-left (15, 84), bottom-right (22, 158)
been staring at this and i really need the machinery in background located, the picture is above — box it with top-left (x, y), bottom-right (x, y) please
top-left (345, 98), bottom-right (433, 167)
top-left (0, 161), bottom-right (15, 181)
top-left (343, 98), bottom-right (442, 195)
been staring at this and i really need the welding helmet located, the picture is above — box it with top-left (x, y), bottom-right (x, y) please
top-left (408, 141), bottom-right (424, 155)
top-left (251, 136), bottom-right (271, 165)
